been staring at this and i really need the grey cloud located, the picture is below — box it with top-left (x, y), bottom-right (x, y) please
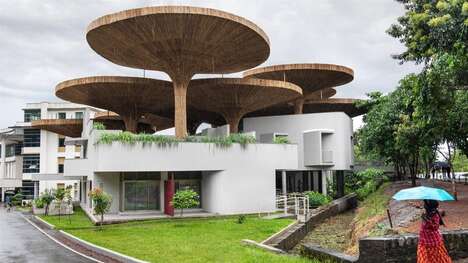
top-left (0, 0), bottom-right (419, 128)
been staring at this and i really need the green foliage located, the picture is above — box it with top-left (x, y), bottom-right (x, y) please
top-left (11, 193), bottom-right (23, 206)
top-left (453, 150), bottom-right (468, 171)
top-left (346, 168), bottom-right (385, 200)
top-left (40, 189), bottom-right (56, 215)
top-left (305, 191), bottom-right (331, 207)
top-left (33, 198), bottom-right (45, 208)
top-left (89, 188), bottom-right (112, 227)
top-left (97, 132), bottom-right (257, 148)
top-left (93, 122), bottom-right (106, 130)
top-left (387, 0), bottom-right (467, 64)
top-left (171, 189), bottom-right (200, 216)
top-left (237, 215), bottom-right (246, 224)
top-left (273, 136), bottom-right (290, 144)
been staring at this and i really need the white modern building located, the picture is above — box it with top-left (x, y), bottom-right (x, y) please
top-left (0, 102), bottom-right (97, 202)
top-left (58, 109), bottom-right (356, 218)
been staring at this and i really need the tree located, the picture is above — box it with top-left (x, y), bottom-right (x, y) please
top-left (41, 189), bottom-right (55, 216)
top-left (55, 188), bottom-right (66, 221)
top-left (171, 189), bottom-right (200, 216)
top-left (89, 188), bottom-right (112, 228)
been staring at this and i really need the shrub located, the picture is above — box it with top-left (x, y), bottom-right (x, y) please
top-left (89, 188), bottom-right (112, 228)
top-left (237, 215), bottom-right (246, 224)
top-left (305, 191), bottom-right (331, 207)
top-left (273, 136), bottom-right (290, 144)
top-left (11, 193), bottom-right (23, 206)
top-left (40, 189), bottom-right (56, 216)
top-left (346, 168), bottom-right (385, 200)
top-left (33, 198), bottom-right (45, 208)
top-left (93, 122), bottom-right (106, 130)
top-left (171, 189), bottom-right (200, 216)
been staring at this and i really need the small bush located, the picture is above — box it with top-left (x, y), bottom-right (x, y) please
top-left (305, 191), bottom-right (331, 207)
top-left (171, 189), bottom-right (200, 216)
top-left (273, 136), bottom-right (290, 144)
top-left (11, 193), bottom-right (23, 206)
top-left (33, 198), bottom-right (45, 208)
top-left (237, 215), bottom-right (246, 224)
top-left (93, 122), bottom-right (106, 130)
top-left (346, 168), bottom-right (385, 200)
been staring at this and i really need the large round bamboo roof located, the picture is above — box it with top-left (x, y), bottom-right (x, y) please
top-left (243, 63), bottom-right (354, 95)
top-left (55, 76), bottom-right (173, 116)
top-left (86, 6), bottom-right (270, 75)
top-left (246, 98), bottom-right (366, 118)
top-left (188, 78), bottom-right (302, 117)
top-left (31, 119), bottom-right (82, 138)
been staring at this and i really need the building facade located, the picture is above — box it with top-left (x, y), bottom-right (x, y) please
top-left (0, 102), bottom-right (95, 202)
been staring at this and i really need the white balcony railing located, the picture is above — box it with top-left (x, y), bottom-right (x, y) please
top-left (322, 150), bottom-right (333, 163)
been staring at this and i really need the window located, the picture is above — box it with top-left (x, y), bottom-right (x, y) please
top-left (24, 109), bottom-right (41, 122)
top-left (5, 145), bottom-right (15, 157)
top-left (23, 155), bottom-right (40, 173)
top-left (75, 112), bottom-right (84, 119)
top-left (58, 112), bottom-right (66, 119)
top-left (58, 157), bottom-right (64, 173)
top-left (23, 129), bottom-right (40, 147)
top-left (58, 137), bottom-right (65, 147)
top-left (57, 183), bottom-right (65, 190)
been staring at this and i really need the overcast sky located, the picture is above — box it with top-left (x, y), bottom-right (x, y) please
top-left (0, 0), bottom-right (419, 130)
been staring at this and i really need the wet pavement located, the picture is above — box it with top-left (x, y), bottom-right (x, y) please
top-left (0, 206), bottom-right (94, 263)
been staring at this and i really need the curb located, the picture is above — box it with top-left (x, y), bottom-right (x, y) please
top-left (242, 239), bottom-right (286, 254)
top-left (34, 215), bottom-right (56, 229)
top-left (19, 213), bottom-right (102, 263)
top-left (60, 231), bottom-right (149, 263)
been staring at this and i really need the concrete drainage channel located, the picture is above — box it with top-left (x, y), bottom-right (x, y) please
top-left (22, 213), bottom-right (147, 263)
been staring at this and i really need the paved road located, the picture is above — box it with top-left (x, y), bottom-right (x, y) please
top-left (0, 206), bottom-right (94, 263)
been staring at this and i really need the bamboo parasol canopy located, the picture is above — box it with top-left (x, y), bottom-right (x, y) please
top-left (243, 63), bottom-right (353, 113)
top-left (247, 98), bottom-right (366, 118)
top-left (86, 6), bottom-right (270, 138)
top-left (188, 78), bottom-right (302, 133)
top-left (55, 76), bottom-right (173, 133)
top-left (31, 119), bottom-right (83, 138)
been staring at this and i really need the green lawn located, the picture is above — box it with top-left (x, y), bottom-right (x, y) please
top-left (38, 207), bottom-right (94, 229)
top-left (41, 210), bottom-right (320, 263)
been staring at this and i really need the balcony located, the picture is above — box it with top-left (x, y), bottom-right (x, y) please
top-left (322, 150), bottom-right (333, 163)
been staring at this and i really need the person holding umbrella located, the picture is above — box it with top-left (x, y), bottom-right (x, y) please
top-left (393, 186), bottom-right (454, 263)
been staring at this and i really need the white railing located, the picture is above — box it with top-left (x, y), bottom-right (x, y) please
top-left (276, 193), bottom-right (310, 222)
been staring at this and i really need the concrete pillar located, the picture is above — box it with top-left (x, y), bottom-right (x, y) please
top-left (281, 170), bottom-right (287, 195)
top-left (0, 138), bottom-right (6, 181)
top-left (313, 171), bottom-right (319, 192)
top-left (307, 171), bottom-right (312, 191)
top-left (322, 170), bottom-right (328, 196)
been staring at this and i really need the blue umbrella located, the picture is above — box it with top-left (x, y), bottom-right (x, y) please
top-left (392, 186), bottom-right (455, 201)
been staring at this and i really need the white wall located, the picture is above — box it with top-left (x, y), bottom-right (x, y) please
top-left (65, 129), bottom-right (298, 215)
top-left (243, 112), bottom-right (354, 171)
top-left (94, 173), bottom-right (120, 213)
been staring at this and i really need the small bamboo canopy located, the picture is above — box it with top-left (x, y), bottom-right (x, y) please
top-left (188, 78), bottom-right (302, 133)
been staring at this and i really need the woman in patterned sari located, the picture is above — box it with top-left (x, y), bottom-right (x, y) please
top-left (417, 199), bottom-right (452, 263)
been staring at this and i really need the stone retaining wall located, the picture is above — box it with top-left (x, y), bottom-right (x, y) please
top-left (265, 193), bottom-right (358, 251)
top-left (301, 230), bottom-right (468, 263)
top-left (358, 230), bottom-right (468, 263)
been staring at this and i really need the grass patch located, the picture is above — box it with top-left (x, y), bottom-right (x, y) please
top-left (97, 131), bottom-right (257, 148)
top-left (38, 207), bottom-right (94, 229)
top-left (63, 216), bottom-right (317, 263)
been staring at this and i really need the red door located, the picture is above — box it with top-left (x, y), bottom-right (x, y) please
top-left (164, 178), bottom-right (175, 216)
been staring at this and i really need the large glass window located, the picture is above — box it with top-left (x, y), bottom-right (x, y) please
top-left (23, 129), bottom-right (40, 147)
top-left (21, 180), bottom-right (36, 200)
top-left (5, 145), bottom-right (15, 157)
top-left (24, 109), bottom-right (41, 122)
top-left (58, 112), bottom-right (66, 119)
top-left (23, 155), bottom-right (40, 173)
top-left (124, 181), bottom-right (160, 211)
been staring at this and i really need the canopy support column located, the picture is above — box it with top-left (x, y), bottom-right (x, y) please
top-left (294, 98), bottom-right (304, 114)
top-left (172, 75), bottom-right (193, 139)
